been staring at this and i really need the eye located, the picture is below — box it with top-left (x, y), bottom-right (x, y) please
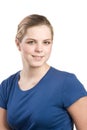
top-left (26, 40), bottom-right (35, 45)
top-left (43, 41), bottom-right (51, 45)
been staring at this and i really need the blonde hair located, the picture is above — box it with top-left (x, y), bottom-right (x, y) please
top-left (16, 14), bottom-right (54, 42)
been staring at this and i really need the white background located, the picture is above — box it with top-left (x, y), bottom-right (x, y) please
top-left (0, 0), bottom-right (87, 87)
top-left (0, 0), bottom-right (87, 129)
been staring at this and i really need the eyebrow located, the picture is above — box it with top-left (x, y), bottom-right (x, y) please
top-left (25, 38), bottom-right (52, 41)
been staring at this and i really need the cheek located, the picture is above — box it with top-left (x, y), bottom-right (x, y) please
top-left (22, 46), bottom-right (32, 54)
top-left (46, 46), bottom-right (52, 54)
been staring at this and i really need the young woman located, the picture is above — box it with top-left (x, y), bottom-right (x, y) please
top-left (0, 14), bottom-right (87, 130)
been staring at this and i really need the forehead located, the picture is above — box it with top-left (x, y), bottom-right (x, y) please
top-left (25, 25), bottom-right (52, 38)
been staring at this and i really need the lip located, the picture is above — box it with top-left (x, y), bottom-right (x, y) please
top-left (32, 55), bottom-right (44, 60)
top-left (32, 55), bottom-right (44, 57)
top-left (32, 55), bottom-right (43, 57)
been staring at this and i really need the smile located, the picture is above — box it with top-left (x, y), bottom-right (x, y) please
top-left (32, 55), bottom-right (44, 60)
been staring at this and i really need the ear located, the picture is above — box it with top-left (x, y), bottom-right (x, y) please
top-left (15, 38), bottom-right (21, 51)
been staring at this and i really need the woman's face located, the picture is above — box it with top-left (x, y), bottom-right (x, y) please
top-left (16, 25), bottom-right (53, 68)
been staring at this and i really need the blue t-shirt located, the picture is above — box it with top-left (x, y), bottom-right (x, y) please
top-left (0, 67), bottom-right (87, 130)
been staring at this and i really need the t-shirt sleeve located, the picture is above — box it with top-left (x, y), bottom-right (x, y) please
top-left (62, 73), bottom-right (87, 108)
top-left (0, 81), bottom-right (7, 109)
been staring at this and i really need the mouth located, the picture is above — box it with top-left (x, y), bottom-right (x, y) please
top-left (32, 55), bottom-right (44, 60)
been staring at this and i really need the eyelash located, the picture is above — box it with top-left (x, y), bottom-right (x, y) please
top-left (43, 41), bottom-right (51, 45)
top-left (26, 41), bottom-right (51, 45)
top-left (26, 41), bottom-right (35, 44)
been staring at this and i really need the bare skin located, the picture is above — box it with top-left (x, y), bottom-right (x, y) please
top-left (0, 96), bottom-right (87, 130)
top-left (0, 108), bottom-right (12, 130)
top-left (67, 96), bottom-right (87, 130)
top-left (0, 25), bottom-right (87, 129)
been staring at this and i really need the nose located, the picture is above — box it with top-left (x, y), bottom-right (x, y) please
top-left (35, 43), bottom-right (43, 53)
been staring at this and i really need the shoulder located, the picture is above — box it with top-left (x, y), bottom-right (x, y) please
top-left (51, 66), bottom-right (87, 98)
top-left (0, 71), bottom-right (20, 89)
top-left (0, 71), bottom-right (20, 109)
top-left (51, 67), bottom-right (87, 108)
top-left (50, 66), bottom-right (75, 80)
top-left (51, 66), bottom-right (86, 90)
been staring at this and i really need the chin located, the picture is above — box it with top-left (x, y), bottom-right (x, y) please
top-left (30, 63), bottom-right (46, 68)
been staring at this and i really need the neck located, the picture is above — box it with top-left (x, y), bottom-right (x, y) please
top-left (20, 64), bottom-right (50, 79)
